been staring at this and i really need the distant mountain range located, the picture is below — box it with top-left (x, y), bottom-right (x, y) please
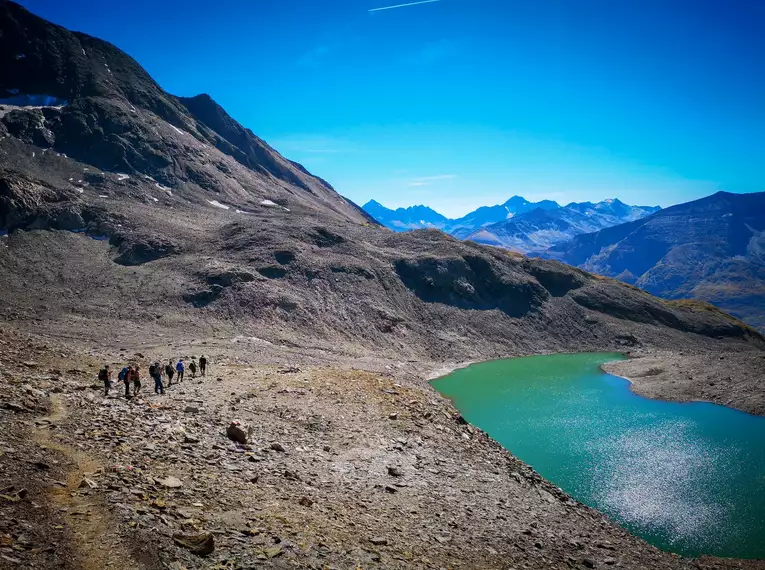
top-left (362, 200), bottom-right (450, 232)
top-left (363, 197), bottom-right (659, 252)
top-left (546, 191), bottom-right (765, 330)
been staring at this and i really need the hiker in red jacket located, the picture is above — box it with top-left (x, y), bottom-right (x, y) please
top-left (131, 365), bottom-right (142, 396)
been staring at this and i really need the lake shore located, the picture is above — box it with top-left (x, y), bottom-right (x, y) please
top-left (603, 347), bottom-right (765, 416)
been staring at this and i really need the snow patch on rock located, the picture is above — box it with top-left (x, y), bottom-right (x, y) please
top-left (261, 199), bottom-right (290, 212)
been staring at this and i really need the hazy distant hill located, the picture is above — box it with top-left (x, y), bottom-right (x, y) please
top-left (362, 200), bottom-right (450, 232)
top-left (467, 199), bottom-right (660, 252)
top-left (446, 196), bottom-right (560, 239)
top-left (363, 196), bottom-right (559, 235)
top-left (547, 191), bottom-right (765, 330)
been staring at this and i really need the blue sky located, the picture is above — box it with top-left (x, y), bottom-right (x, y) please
top-left (18, 0), bottom-right (765, 217)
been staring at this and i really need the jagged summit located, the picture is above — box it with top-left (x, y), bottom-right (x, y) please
top-left (0, 0), bottom-right (365, 228)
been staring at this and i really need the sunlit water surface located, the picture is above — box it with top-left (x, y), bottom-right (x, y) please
top-left (431, 353), bottom-right (765, 558)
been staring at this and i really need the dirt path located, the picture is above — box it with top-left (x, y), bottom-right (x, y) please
top-left (33, 395), bottom-right (153, 570)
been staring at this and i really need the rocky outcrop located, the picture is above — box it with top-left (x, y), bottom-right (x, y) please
top-left (394, 255), bottom-right (545, 317)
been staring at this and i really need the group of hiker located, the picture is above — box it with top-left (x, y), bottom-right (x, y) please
top-left (99, 356), bottom-right (209, 398)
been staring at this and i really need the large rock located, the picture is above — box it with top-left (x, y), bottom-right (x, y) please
top-left (226, 421), bottom-right (247, 445)
top-left (172, 532), bottom-right (214, 556)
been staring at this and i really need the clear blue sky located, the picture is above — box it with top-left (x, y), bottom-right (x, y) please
top-left (17, 0), bottom-right (765, 217)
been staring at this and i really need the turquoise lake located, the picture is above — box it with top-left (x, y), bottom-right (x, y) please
top-left (431, 352), bottom-right (765, 559)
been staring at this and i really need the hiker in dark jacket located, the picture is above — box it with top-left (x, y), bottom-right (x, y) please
top-left (121, 366), bottom-right (131, 398)
top-left (99, 365), bottom-right (111, 396)
top-left (189, 359), bottom-right (197, 379)
top-left (176, 360), bottom-right (185, 382)
top-left (150, 362), bottom-right (164, 395)
top-left (165, 361), bottom-right (175, 386)
top-left (199, 356), bottom-right (208, 377)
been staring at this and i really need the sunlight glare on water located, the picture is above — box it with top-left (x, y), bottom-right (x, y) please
top-left (431, 353), bottom-right (765, 558)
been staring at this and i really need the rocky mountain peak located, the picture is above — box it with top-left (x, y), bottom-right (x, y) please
top-left (0, 0), bottom-right (369, 231)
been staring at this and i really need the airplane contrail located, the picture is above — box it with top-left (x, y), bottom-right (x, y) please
top-left (369, 0), bottom-right (441, 12)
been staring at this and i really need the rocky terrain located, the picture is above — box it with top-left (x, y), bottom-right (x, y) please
top-left (1, 2), bottom-right (765, 569)
top-left (2, 328), bottom-right (765, 570)
top-left (547, 191), bottom-right (765, 330)
top-left (605, 348), bottom-right (765, 416)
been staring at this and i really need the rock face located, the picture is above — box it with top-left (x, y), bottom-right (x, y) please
top-left (547, 191), bottom-right (765, 330)
top-left (0, 1), bottom-right (762, 363)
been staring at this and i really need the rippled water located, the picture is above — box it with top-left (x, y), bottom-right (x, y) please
top-left (431, 353), bottom-right (765, 559)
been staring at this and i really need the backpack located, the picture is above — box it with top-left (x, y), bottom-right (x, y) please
top-left (98, 369), bottom-right (108, 382)
top-left (149, 364), bottom-right (156, 377)
top-left (165, 365), bottom-right (173, 376)
top-left (119, 367), bottom-right (129, 381)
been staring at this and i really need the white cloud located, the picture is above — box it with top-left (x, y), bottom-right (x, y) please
top-left (407, 174), bottom-right (457, 186)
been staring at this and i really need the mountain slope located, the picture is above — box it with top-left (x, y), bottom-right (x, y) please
top-left (0, 0), bottom-right (366, 226)
top-left (547, 191), bottom-right (765, 329)
top-left (466, 199), bottom-right (660, 253)
top-left (0, 0), bottom-right (760, 355)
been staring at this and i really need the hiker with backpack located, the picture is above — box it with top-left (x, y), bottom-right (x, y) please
top-left (199, 355), bottom-right (208, 377)
top-left (150, 361), bottom-right (164, 395)
top-left (99, 365), bottom-right (111, 396)
top-left (131, 365), bottom-right (142, 396)
top-left (165, 361), bottom-right (175, 386)
top-left (120, 366), bottom-right (131, 398)
top-left (176, 360), bottom-right (185, 382)
top-left (189, 359), bottom-right (197, 379)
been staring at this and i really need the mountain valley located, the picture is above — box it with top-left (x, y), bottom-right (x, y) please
top-left (1, 2), bottom-right (764, 569)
